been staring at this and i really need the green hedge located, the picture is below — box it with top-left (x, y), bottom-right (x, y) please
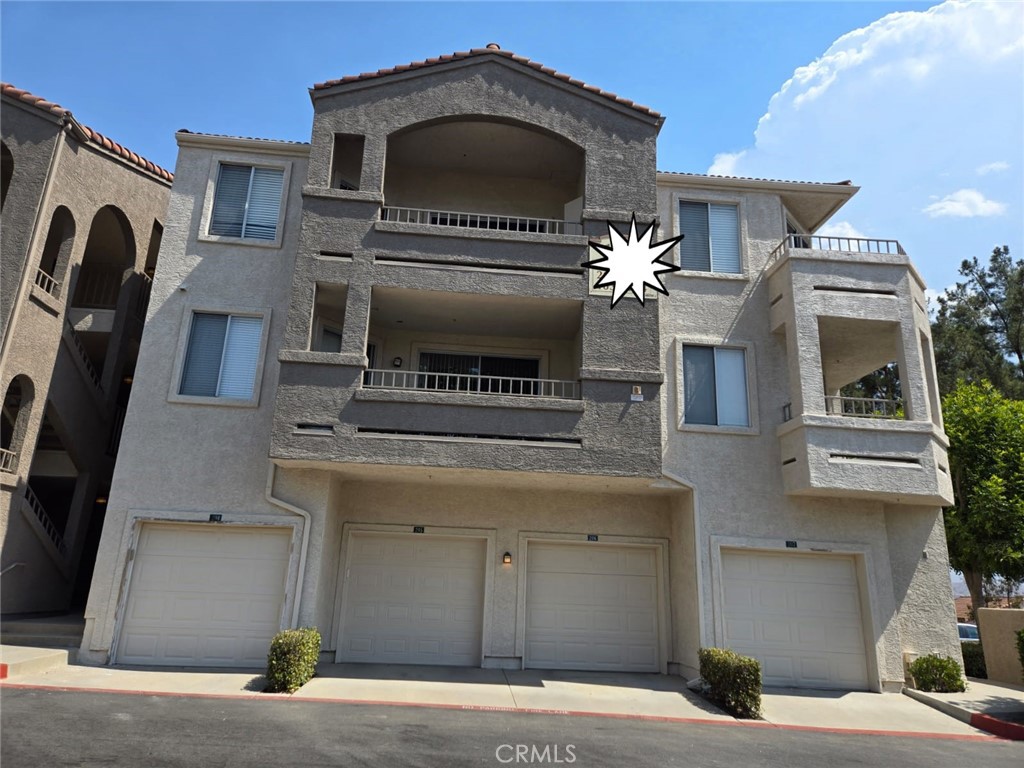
top-left (1017, 628), bottom-right (1024, 681)
top-left (908, 654), bottom-right (965, 693)
top-left (960, 642), bottom-right (987, 679)
top-left (698, 647), bottom-right (762, 719)
top-left (265, 627), bottom-right (321, 694)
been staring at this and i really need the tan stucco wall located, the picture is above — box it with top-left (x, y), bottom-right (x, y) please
top-left (1, 99), bottom-right (171, 612)
top-left (978, 608), bottom-right (1024, 685)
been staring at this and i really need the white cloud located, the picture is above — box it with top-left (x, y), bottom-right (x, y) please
top-left (704, 1), bottom-right (1023, 291)
top-left (707, 150), bottom-right (745, 176)
top-left (923, 188), bottom-right (1006, 218)
top-left (976, 161), bottom-right (1009, 175)
top-left (817, 221), bottom-right (868, 239)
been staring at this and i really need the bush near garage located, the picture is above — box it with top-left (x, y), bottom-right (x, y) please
top-left (1017, 628), bottom-right (1024, 681)
top-left (961, 641), bottom-right (987, 678)
top-left (908, 654), bottom-right (966, 693)
top-left (698, 647), bottom-right (762, 719)
top-left (265, 627), bottom-right (322, 693)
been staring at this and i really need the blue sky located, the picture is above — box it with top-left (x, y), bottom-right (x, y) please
top-left (2, 1), bottom-right (1021, 296)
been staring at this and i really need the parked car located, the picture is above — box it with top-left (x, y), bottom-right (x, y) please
top-left (958, 622), bottom-right (980, 642)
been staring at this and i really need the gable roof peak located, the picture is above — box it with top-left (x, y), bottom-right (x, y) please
top-left (312, 47), bottom-right (662, 121)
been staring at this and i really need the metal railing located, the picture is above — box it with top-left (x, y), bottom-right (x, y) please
top-left (364, 369), bottom-right (581, 400)
top-left (381, 206), bottom-right (584, 236)
top-left (768, 234), bottom-right (906, 266)
top-left (0, 447), bottom-right (17, 473)
top-left (65, 321), bottom-right (102, 390)
top-left (34, 268), bottom-right (60, 297)
top-left (72, 265), bottom-right (126, 309)
top-left (825, 396), bottom-right (902, 419)
top-left (23, 485), bottom-right (69, 558)
top-left (134, 272), bottom-right (153, 321)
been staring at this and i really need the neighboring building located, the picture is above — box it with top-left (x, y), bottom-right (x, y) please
top-left (0, 83), bottom-right (172, 615)
top-left (80, 46), bottom-right (961, 692)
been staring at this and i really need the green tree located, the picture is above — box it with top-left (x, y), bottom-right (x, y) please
top-left (943, 381), bottom-right (1024, 612)
top-left (932, 246), bottom-right (1023, 398)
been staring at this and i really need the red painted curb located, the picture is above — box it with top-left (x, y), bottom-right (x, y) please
top-left (0, 663), bottom-right (7, 680)
top-left (970, 712), bottom-right (1024, 741)
top-left (0, 680), bottom-right (1002, 742)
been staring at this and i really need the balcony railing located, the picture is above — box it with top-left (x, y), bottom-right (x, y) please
top-left (34, 268), bottom-right (60, 297)
top-left (825, 395), bottom-right (902, 419)
top-left (65, 321), bottom-right (102, 390)
top-left (768, 234), bottom-right (906, 265)
top-left (23, 484), bottom-right (69, 558)
top-left (107, 405), bottom-right (127, 456)
top-left (0, 447), bottom-right (17, 473)
top-left (381, 206), bottom-right (584, 236)
top-left (364, 369), bottom-right (581, 400)
top-left (72, 265), bottom-right (125, 309)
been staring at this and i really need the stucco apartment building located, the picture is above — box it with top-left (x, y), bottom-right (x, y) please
top-left (80, 46), bottom-right (960, 692)
top-left (0, 84), bottom-right (172, 615)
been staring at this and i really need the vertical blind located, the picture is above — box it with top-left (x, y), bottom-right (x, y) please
top-left (210, 164), bottom-right (284, 241)
top-left (180, 312), bottom-right (263, 399)
top-left (678, 201), bottom-right (740, 273)
top-left (682, 345), bottom-right (748, 426)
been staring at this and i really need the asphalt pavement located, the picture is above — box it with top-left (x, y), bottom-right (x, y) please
top-left (2, 687), bottom-right (1021, 768)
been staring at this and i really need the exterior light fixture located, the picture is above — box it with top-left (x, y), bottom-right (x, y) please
top-left (502, 552), bottom-right (512, 565)
top-left (95, 496), bottom-right (108, 505)
top-left (392, 356), bottom-right (403, 368)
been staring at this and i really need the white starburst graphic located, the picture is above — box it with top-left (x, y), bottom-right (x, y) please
top-left (583, 214), bottom-right (682, 308)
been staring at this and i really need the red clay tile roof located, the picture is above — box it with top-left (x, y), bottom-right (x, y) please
top-left (177, 129), bottom-right (309, 146)
top-left (313, 45), bottom-right (662, 120)
top-left (2, 82), bottom-right (173, 183)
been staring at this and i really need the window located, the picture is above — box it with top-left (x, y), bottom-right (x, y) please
top-left (678, 201), bottom-right (740, 273)
top-left (209, 164), bottom-right (284, 241)
top-left (315, 326), bottom-right (343, 353)
top-left (180, 313), bottom-right (264, 399)
top-left (417, 351), bottom-right (540, 395)
top-left (682, 345), bottom-right (748, 426)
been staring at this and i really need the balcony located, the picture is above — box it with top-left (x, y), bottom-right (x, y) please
top-left (768, 234), bottom-right (906, 266)
top-left (363, 369), bottom-right (580, 399)
top-left (381, 206), bottom-right (584, 237)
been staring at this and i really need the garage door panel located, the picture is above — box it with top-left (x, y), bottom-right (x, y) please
top-left (339, 534), bottom-right (485, 666)
top-left (525, 543), bottom-right (660, 673)
top-left (117, 525), bottom-right (290, 667)
top-left (721, 550), bottom-right (869, 690)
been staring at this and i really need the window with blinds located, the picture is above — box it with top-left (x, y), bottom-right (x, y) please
top-left (417, 352), bottom-right (541, 394)
top-left (678, 201), bottom-right (740, 273)
top-left (209, 164), bottom-right (284, 241)
top-left (180, 312), bottom-right (264, 399)
top-left (682, 344), bottom-right (748, 426)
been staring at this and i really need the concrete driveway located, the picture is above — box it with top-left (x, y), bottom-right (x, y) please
top-left (0, 653), bottom-right (994, 739)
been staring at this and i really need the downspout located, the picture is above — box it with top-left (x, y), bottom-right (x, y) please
top-left (265, 461), bottom-right (311, 628)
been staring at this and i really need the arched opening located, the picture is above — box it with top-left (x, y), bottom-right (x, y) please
top-left (38, 206), bottom-right (76, 294)
top-left (1, 375), bottom-right (35, 473)
top-left (144, 220), bottom-right (163, 278)
top-left (1, 142), bottom-right (13, 212)
top-left (383, 118), bottom-right (585, 233)
top-left (72, 205), bottom-right (136, 310)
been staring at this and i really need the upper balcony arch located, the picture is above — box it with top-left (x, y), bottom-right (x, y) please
top-left (37, 205), bottom-right (76, 296)
top-left (1, 141), bottom-right (13, 211)
top-left (71, 204), bottom-right (137, 310)
top-left (382, 116), bottom-right (585, 234)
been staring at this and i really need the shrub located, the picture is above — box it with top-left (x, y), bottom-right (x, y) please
top-left (265, 627), bottom-right (321, 694)
top-left (960, 642), bottom-right (987, 679)
top-left (1017, 628), bottom-right (1024, 681)
top-left (908, 654), bottom-right (966, 693)
top-left (698, 647), bottom-right (762, 719)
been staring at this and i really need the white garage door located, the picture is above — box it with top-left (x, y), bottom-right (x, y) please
top-left (525, 542), bottom-right (660, 672)
top-left (338, 534), bottom-right (486, 666)
top-left (116, 524), bottom-right (291, 667)
top-left (721, 549), bottom-right (870, 690)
